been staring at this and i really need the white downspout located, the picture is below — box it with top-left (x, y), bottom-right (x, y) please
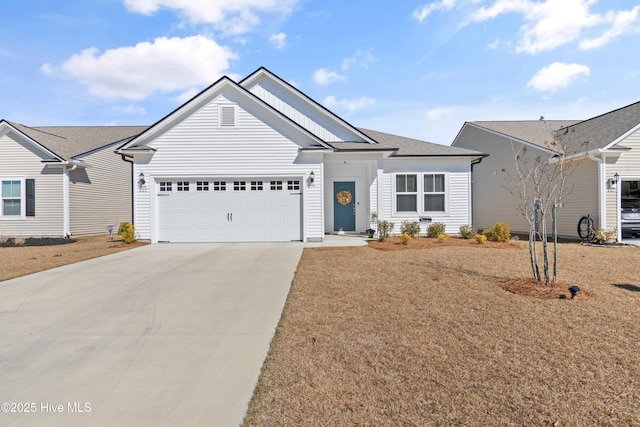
top-left (588, 151), bottom-right (605, 229)
top-left (376, 160), bottom-right (384, 222)
top-left (63, 168), bottom-right (70, 237)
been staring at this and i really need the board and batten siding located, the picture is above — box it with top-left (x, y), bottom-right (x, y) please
top-left (133, 91), bottom-right (323, 242)
top-left (245, 77), bottom-right (364, 142)
top-left (68, 143), bottom-right (132, 236)
top-left (606, 128), bottom-right (640, 230)
top-left (0, 131), bottom-right (64, 237)
top-left (379, 158), bottom-right (472, 234)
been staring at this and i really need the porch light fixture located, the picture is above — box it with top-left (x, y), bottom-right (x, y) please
top-left (309, 170), bottom-right (315, 184)
top-left (607, 172), bottom-right (619, 189)
top-left (614, 172), bottom-right (620, 182)
top-left (139, 172), bottom-right (145, 185)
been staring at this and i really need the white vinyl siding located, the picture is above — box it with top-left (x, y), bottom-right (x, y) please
top-left (244, 76), bottom-right (368, 143)
top-left (0, 131), bottom-right (64, 237)
top-left (132, 90), bottom-right (323, 242)
top-left (69, 143), bottom-right (132, 236)
top-left (381, 158), bottom-right (472, 234)
top-left (607, 128), bottom-right (640, 232)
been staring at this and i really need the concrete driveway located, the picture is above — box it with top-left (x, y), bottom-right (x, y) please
top-left (0, 242), bottom-right (303, 427)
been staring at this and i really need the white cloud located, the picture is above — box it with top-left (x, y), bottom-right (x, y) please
top-left (312, 68), bottom-right (345, 86)
top-left (123, 0), bottom-right (297, 34)
top-left (580, 6), bottom-right (640, 50)
top-left (527, 62), bottom-right (590, 93)
top-left (471, 0), bottom-right (639, 54)
top-left (113, 104), bottom-right (146, 115)
top-left (269, 32), bottom-right (287, 49)
top-left (413, 0), bottom-right (457, 22)
top-left (425, 107), bottom-right (455, 120)
top-left (341, 50), bottom-right (376, 70)
top-left (53, 35), bottom-right (236, 100)
top-left (324, 96), bottom-right (375, 114)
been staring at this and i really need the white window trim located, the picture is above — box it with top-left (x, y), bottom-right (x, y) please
top-left (391, 172), bottom-right (449, 216)
top-left (1, 177), bottom-right (26, 219)
top-left (423, 173), bottom-right (448, 214)
top-left (394, 173), bottom-right (418, 214)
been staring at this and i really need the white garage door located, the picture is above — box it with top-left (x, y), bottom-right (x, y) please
top-left (157, 178), bottom-right (302, 242)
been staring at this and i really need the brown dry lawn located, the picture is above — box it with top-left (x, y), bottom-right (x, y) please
top-left (244, 237), bottom-right (640, 426)
top-left (0, 235), bottom-right (146, 282)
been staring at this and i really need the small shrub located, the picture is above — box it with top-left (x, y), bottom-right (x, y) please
top-left (437, 233), bottom-right (448, 243)
top-left (400, 221), bottom-right (420, 238)
top-left (377, 220), bottom-right (394, 242)
top-left (475, 234), bottom-right (487, 244)
top-left (427, 222), bottom-right (446, 238)
top-left (398, 233), bottom-right (412, 245)
top-left (590, 226), bottom-right (617, 244)
top-left (459, 224), bottom-right (476, 239)
top-left (119, 222), bottom-right (136, 244)
top-left (482, 222), bottom-right (511, 242)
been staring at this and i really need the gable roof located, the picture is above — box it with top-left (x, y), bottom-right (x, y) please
top-left (119, 74), bottom-right (330, 151)
top-left (470, 120), bottom-right (579, 147)
top-left (240, 67), bottom-right (377, 145)
top-left (3, 120), bottom-right (146, 161)
top-left (556, 100), bottom-right (640, 151)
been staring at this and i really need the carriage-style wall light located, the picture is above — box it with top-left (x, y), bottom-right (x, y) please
top-left (139, 172), bottom-right (146, 185)
top-left (607, 172), bottom-right (619, 189)
top-left (309, 170), bottom-right (315, 184)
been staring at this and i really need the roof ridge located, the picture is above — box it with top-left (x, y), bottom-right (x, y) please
top-left (557, 99), bottom-right (640, 130)
top-left (11, 122), bottom-right (68, 140)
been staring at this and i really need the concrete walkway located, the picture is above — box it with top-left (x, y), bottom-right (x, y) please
top-left (0, 242), bottom-right (303, 427)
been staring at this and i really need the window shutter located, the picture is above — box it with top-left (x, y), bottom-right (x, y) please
top-left (220, 106), bottom-right (236, 127)
top-left (26, 179), bottom-right (35, 216)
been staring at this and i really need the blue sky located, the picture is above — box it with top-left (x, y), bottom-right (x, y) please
top-left (2, 0), bottom-right (640, 145)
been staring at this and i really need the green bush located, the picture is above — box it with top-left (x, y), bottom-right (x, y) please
top-left (426, 222), bottom-right (446, 238)
top-left (119, 222), bottom-right (136, 244)
top-left (459, 224), bottom-right (477, 239)
top-left (376, 220), bottom-right (395, 242)
top-left (400, 221), bottom-right (420, 238)
top-left (482, 222), bottom-right (511, 242)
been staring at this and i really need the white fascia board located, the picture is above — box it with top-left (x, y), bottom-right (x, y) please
top-left (240, 68), bottom-right (378, 145)
top-left (0, 120), bottom-right (65, 161)
top-left (603, 122), bottom-right (640, 150)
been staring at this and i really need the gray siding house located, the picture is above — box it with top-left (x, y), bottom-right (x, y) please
top-left (0, 121), bottom-right (146, 238)
top-left (452, 101), bottom-right (640, 241)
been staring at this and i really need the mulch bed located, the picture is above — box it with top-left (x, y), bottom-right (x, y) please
top-left (0, 237), bottom-right (77, 247)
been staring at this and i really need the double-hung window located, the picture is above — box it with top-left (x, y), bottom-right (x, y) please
top-left (2, 180), bottom-right (21, 216)
top-left (396, 174), bottom-right (417, 212)
top-left (424, 174), bottom-right (445, 212)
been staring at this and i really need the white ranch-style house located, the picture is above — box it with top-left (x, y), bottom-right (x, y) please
top-left (116, 67), bottom-right (486, 243)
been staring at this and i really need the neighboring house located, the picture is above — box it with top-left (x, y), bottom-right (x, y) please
top-left (117, 67), bottom-right (486, 243)
top-left (0, 121), bottom-right (146, 238)
top-left (452, 101), bottom-right (640, 241)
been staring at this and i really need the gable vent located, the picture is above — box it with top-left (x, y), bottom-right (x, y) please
top-left (219, 105), bottom-right (237, 127)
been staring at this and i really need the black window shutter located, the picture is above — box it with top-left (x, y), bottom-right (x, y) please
top-left (26, 179), bottom-right (35, 217)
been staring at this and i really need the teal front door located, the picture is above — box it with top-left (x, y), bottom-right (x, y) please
top-left (334, 181), bottom-right (355, 232)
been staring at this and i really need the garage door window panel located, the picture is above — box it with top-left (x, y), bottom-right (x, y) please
top-left (159, 182), bottom-right (172, 192)
top-left (197, 181), bottom-right (209, 191)
top-left (234, 181), bottom-right (246, 191)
